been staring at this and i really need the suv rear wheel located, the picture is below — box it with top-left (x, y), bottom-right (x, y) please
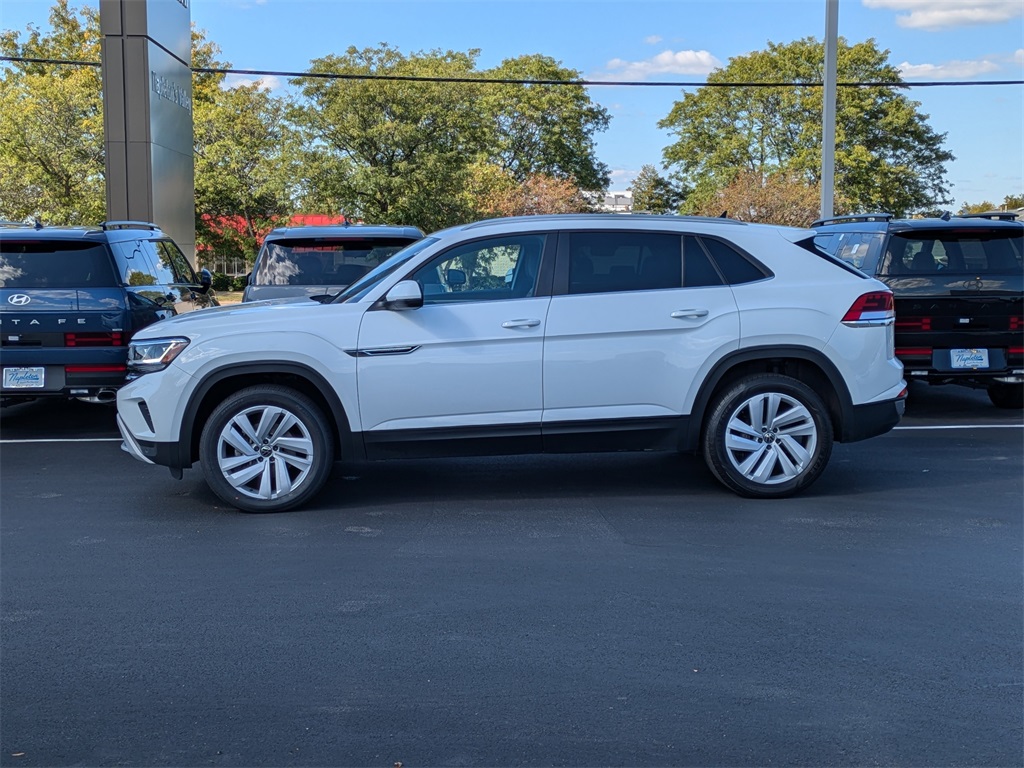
top-left (702, 374), bottom-right (834, 498)
top-left (988, 382), bottom-right (1024, 409)
top-left (199, 385), bottom-right (334, 513)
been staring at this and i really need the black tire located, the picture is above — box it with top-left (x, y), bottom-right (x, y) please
top-left (988, 382), bottom-right (1024, 409)
top-left (199, 385), bottom-right (335, 513)
top-left (702, 373), bottom-right (834, 499)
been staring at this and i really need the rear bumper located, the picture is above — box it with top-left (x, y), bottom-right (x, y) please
top-left (841, 394), bottom-right (906, 443)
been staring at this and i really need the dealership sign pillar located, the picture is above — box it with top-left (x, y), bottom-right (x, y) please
top-left (99, 0), bottom-right (195, 262)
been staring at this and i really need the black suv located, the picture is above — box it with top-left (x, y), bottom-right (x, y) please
top-left (812, 212), bottom-right (1023, 408)
top-left (0, 220), bottom-right (217, 406)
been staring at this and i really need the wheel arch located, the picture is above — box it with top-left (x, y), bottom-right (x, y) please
top-left (178, 363), bottom-right (360, 467)
top-left (685, 346), bottom-right (854, 451)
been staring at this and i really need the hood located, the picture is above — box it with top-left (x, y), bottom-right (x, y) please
top-left (130, 295), bottom-right (364, 341)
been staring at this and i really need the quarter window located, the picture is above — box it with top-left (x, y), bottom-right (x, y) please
top-left (699, 237), bottom-right (770, 285)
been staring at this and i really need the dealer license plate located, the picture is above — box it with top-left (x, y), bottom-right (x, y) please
top-left (950, 348), bottom-right (989, 369)
top-left (3, 367), bottom-right (45, 388)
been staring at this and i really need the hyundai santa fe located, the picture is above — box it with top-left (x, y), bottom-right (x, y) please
top-left (116, 214), bottom-right (907, 512)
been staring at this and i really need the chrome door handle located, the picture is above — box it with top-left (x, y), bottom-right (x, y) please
top-left (671, 309), bottom-right (709, 319)
top-left (501, 318), bottom-right (541, 329)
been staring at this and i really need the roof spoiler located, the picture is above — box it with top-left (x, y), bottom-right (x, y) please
top-left (810, 213), bottom-right (893, 228)
top-left (956, 211), bottom-right (1019, 221)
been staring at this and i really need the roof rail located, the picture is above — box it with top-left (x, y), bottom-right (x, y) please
top-left (0, 219), bottom-right (34, 228)
top-left (956, 211), bottom-right (1019, 221)
top-left (100, 220), bottom-right (161, 231)
top-left (811, 213), bottom-right (893, 228)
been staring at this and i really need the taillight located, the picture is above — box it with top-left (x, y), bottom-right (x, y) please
top-left (1010, 317), bottom-right (1023, 331)
top-left (895, 348), bottom-right (933, 357)
top-left (65, 364), bottom-right (127, 374)
top-left (65, 332), bottom-right (125, 347)
top-left (896, 317), bottom-right (932, 331)
top-left (842, 291), bottom-right (894, 326)
top-left (1009, 347), bottom-right (1024, 356)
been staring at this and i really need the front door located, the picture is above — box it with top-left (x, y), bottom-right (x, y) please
top-left (356, 233), bottom-right (552, 457)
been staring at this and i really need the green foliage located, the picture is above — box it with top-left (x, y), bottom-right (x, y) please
top-left (629, 164), bottom-right (684, 214)
top-left (0, 0), bottom-right (104, 223)
top-left (290, 45), bottom-right (487, 233)
top-left (659, 37), bottom-right (954, 217)
top-left (483, 55), bottom-right (610, 190)
top-left (290, 44), bottom-right (611, 232)
top-left (194, 82), bottom-right (298, 266)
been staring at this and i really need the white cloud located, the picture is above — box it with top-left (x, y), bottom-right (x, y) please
top-left (601, 49), bottom-right (721, 81)
top-left (1015, 49), bottom-right (1024, 65)
top-left (222, 74), bottom-right (287, 91)
top-left (644, 35), bottom-right (663, 45)
top-left (897, 58), bottom-right (1001, 79)
top-left (863, 0), bottom-right (1023, 30)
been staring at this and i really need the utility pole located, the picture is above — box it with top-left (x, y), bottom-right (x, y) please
top-left (821, 0), bottom-right (839, 220)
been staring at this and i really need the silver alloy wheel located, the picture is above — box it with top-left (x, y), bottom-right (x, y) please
top-left (724, 392), bottom-right (818, 486)
top-left (215, 404), bottom-right (315, 500)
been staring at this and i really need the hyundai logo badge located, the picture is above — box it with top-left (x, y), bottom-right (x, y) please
top-left (7, 294), bottom-right (31, 306)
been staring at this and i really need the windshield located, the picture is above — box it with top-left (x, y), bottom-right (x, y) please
top-left (253, 237), bottom-right (419, 287)
top-left (336, 237), bottom-right (440, 303)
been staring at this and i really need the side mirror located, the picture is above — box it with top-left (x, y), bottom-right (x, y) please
top-left (383, 280), bottom-right (423, 310)
top-left (199, 268), bottom-right (213, 291)
top-left (446, 268), bottom-right (467, 288)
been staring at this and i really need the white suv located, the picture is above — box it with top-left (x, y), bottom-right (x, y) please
top-left (117, 214), bottom-right (907, 512)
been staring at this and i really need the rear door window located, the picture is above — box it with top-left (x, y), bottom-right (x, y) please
top-left (567, 232), bottom-right (681, 294)
top-left (0, 240), bottom-right (115, 288)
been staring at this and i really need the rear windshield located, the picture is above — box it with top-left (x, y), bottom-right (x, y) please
top-left (253, 237), bottom-right (419, 287)
top-left (879, 230), bottom-right (1023, 276)
top-left (0, 240), bottom-right (116, 288)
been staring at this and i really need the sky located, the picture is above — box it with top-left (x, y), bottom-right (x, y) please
top-left (2, 0), bottom-right (1023, 207)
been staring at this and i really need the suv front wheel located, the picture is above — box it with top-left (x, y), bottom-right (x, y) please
top-left (199, 385), bottom-right (335, 513)
top-left (702, 374), bottom-right (834, 498)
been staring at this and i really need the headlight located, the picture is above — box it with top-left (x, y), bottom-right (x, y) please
top-left (127, 337), bottom-right (190, 376)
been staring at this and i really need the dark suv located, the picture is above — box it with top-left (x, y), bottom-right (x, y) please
top-left (0, 220), bottom-right (217, 406)
top-left (242, 224), bottom-right (423, 302)
top-left (812, 212), bottom-right (1023, 408)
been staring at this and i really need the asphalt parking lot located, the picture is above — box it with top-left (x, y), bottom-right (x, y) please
top-left (1, 383), bottom-right (1021, 767)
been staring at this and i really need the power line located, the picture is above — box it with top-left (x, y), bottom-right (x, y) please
top-left (3, 55), bottom-right (1023, 88)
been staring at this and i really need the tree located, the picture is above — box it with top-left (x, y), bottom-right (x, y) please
top-left (290, 45), bottom-right (488, 233)
top-left (629, 164), bottom-right (683, 213)
top-left (690, 170), bottom-right (832, 227)
top-left (193, 83), bottom-right (299, 269)
top-left (468, 164), bottom-right (591, 219)
top-left (659, 37), bottom-right (954, 217)
top-left (482, 55), bottom-right (610, 190)
top-left (0, 0), bottom-right (104, 224)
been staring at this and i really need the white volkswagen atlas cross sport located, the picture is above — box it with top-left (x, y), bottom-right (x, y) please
top-left (117, 214), bottom-right (907, 512)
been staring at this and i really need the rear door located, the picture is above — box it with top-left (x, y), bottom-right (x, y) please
top-left (541, 230), bottom-right (740, 448)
